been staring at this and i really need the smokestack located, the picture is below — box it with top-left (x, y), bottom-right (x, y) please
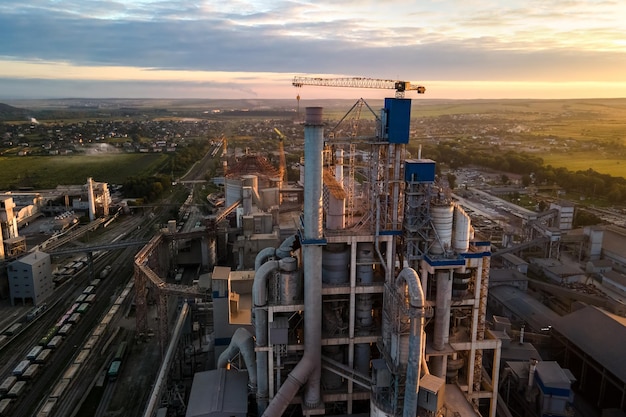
top-left (526, 357), bottom-right (538, 401)
top-left (262, 107), bottom-right (324, 416)
top-left (87, 177), bottom-right (96, 222)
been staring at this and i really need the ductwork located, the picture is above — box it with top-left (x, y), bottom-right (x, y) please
top-left (276, 234), bottom-right (299, 259)
top-left (395, 267), bottom-right (426, 417)
top-left (216, 327), bottom-right (257, 389)
top-left (254, 234), bottom-right (299, 270)
top-left (253, 259), bottom-right (279, 412)
top-left (252, 234), bottom-right (301, 414)
top-left (262, 107), bottom-right (324, 417)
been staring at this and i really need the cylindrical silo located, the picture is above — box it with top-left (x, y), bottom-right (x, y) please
top-left (278, 257), bottom-right (301, 304)
top-left (453, 205), bottom-right (471, 253)
top-left (225, 178), bottom-right (242, 207)
top-left (356, 243), bottom-right (375, 285)
top-left (430, 203), bottom-right (454, 255)
top-left (322, 244), bottom-right (350, 285)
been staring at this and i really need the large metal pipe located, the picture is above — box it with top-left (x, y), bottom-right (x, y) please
top-left (276, 234), bottom-right (299, 259)
top-left (216, 327), bottom-right (257, 389)
top-left (395, 267), bottom-right (425, 417)
top-left (254, 234), bottom-right (299, 270)
top-left (253, 259), bottom-right (279, 412)
top-left (262, 107), bottom-right (324, 416)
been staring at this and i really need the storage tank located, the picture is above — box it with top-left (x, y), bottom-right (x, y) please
top-left (277, 257), bottom-right (302, 304)
top-left (430, 203), bottom-right (454, 255)
top-left (225, 178), bottom-right (243, 207)
top-left (322, 244), bottom-right (350, 285)
top-left (356, 243), bottom-right (375, 285)
top-left (453, 205), bottom-right (471, 253)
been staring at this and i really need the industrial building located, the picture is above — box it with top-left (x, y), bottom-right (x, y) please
top-left (135, 89), bottom-right (510, 417)
top-left (6, 250), bottom-right (53, 306)
top-left (52, 177), bottom-right (111, 221)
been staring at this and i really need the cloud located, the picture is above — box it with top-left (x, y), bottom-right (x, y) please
top-left (0, 0), bottom-right (624, 99)
top-left (1, 8), bottom-right (623, 83)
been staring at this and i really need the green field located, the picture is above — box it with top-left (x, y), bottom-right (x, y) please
top-left (2, 97), bottom-right (625, 185)
top-left (541, 153), bottom-right (626, 178)
top-left (412, 98), bottom-right (626, 178)
top-left (0, 153), bottom-right (169, 189)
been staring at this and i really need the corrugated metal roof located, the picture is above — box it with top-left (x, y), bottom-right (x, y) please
top-left (488, 285), bottom-right (560, 331)
top-left (553, 305), bottom-right (626, 384)
top-left (535, 361), bottom-right (570, 389)
top-left (185, 368), bottom-right (248, 417)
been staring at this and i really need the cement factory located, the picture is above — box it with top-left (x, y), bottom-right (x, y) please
top-left (132, 82), bottom-right (612, 417)
top-left (2, 79), bottom-right (626, 417)
top-left (138, 95), bottom-right (493, 416)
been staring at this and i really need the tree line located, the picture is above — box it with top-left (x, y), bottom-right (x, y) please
top-left (423, 143), bottom-right (626, 204)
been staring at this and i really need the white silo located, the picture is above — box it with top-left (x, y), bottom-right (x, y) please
top-left (430, 203), bottom-right (454, 255)
top-left (453, 204), bottom-right (471, 253)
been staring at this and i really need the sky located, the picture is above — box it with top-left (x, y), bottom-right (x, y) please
top-left (1, 0), bottom-right (625, 100)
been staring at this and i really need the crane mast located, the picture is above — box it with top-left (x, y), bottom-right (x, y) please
top-left (292, 76), bottom-right (426, 98)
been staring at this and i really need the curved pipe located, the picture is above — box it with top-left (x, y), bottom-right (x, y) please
top-left (395, 267), bottom-right (425, 417)
top-left (254, 234), bottom-right (299, 270)
top-left (276, 234), bottom-right (299, 259)
top-left (255, 247), bottom-right (276, 271)
top-left (253, 259), bottom-right (279, 410)
top-left (216, 327), bottom-right (257, 389)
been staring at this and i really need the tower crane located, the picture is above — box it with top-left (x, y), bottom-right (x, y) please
top-left (273, 127), bottom-right (288, 182)
top-left (292, 76), bottom-right (426, 98)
